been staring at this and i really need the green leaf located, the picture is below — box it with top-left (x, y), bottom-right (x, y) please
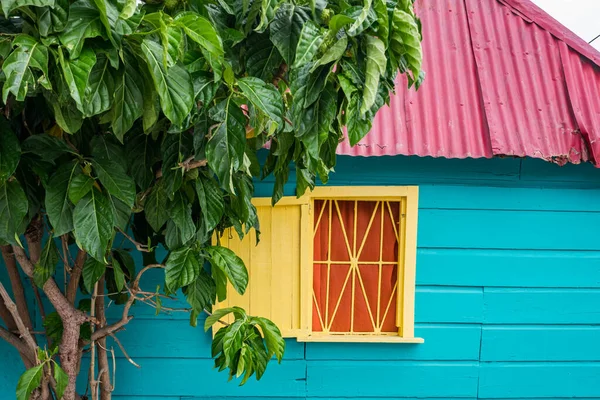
top-left (329, 14), bottom-right (354, 33)
top-left (46, 92), bottom-right (84, 134)
top-left (73, 188), bottom-right (114, 261)
top-left (108, 195), bottom-right (130, 230)
top-left (92, 0), bottom-right (117, 44)
top-left (222, 319), bottom-right (244, 364)
top-left (390, 8), bottom-right (422, 79)
top-left (21, 134), bottom-right (75, 162)
top-left (59, 0), bottom-right (104, 59)
top-left (141, 39), bottom-right (194, 125)
top-left (347, 0), bottom-right (373, 36)
top-left (144, 181), bottom-right (169, 232)
top-left (37, 0), bottom-right (68, 36)
top-left (269, 3), bottom-right (310, 65)
top-left (245, 33), bottom-right (283, 82)
top-left (204, 306), bottom-right (240, 331)
top-left (0, 180), bottom-right (28, 244)
top-left (92, 158), bottom-right (136, 207)
top-left (183, 269), bottom-right (216, 326)
top-left (68, 173), bottom-right (94, 204)
top-left (360, 35), bottom-right (386, 115)
top-left (15, 364), bottom-right (43, 400)
top-left (84, 54), bottom-right (115, 117)
top-left (298, 83), bottom-right (337, 161)
top-left (45, 161), bottom-right (80, 236)
top-left (165, 246), bottom-right (201, 292)
top-left (59, 47), bottom-right (97, 112)
top-left (168, 191), bottom-right (196, 247)
top-left (292, 21), bottom-right (323, 68)
top-left (238, 77), bottom-right (284, 129)
top-left (119, 0), bottom-right (136, 19)
top-left (112, 257), bottom-right (125, 291)
top-left (312, 34), bottom-right (347, 71)
top-left (82, 256), bottom-right (106, 292)
top-left (206, 246), bottom-right (248, 296)
top-left (174, 12), bottom-right (224, 59)
top-left (53, 363), bottom-right (69, 400)
top-left (34, 238), bottom-right (59, 287)
top-left (90, 135), bottom-right (125, 165)
top-left (160, 131), bottom-right (191, 197)
top-left (0, 118), bottom-right (20, 181)
top-left (2, 35), bottom-right (50, 102)
top-left (126, 132), bottom-right (156, 190)
top-left (251, 316), bottom-right (285, 362)
top-left (206, 97), bottom-right (246, 192)
top-left (111, 57), bottom-right (144, 141)
top-left (374, 0), bottom-right (389, 46)
top-left (346, 94), bottom-right (371, 146)
top-left (2, 0), bottom-right (54, 17)
top-left (195, 174), bottom-right (224, 233)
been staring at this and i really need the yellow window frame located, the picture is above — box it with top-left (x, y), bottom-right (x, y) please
top-left (215, 186), bottom-right (422, 344)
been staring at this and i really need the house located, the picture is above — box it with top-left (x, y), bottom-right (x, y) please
top-left (2, 0), bottom-right (600, 398)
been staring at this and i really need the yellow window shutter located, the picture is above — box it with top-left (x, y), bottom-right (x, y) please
top-left (215, 196), bottom-right (311, 338)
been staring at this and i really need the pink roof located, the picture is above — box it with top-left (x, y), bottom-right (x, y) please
top-left (338, 0), bottom-right (600, 166)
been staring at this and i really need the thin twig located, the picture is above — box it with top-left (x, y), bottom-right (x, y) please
top-left (116, 228), bottom-right (151, 253)
top-left (109, 333), bottom-right (140, 368)
top-left (89, 282), bottom-right (98, 400)
top-left (90, 264), bottom-right (165, 341)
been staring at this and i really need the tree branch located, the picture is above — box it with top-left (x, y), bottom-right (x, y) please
top-left (0, 326), bottom-right (35, 366)
top-left (67, 250), bottom-right (87, 304)
top-left (117, 228), bottom-right (151, 253)
top-left (11, 246), bottom-right (84, 322)
top-left (1, 245), bottom-right (34, 335)
top-left (95, 276), bottom-right (113, 400)
top-left (0, 281), bottom-right (38, 356)
top-left (90, 264), bottom-right (164, 341)
top-left (109, 333), bottom-right (140, 368)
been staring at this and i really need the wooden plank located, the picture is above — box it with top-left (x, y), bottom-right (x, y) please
top-left (305, 324), bottom-right (481, 360)
top-left (81, 359), bottom-right (306, 397)
top-left (484, 288), bottom-right (600, 324)
top-left (416, 248), bottom-right (600, 288)
top-left (418, 185), bottom-right (600, 211)
top-left (481, 326), bottom-right (600, 361)
top-left (418, 209), bottom-right (600, 250)
top-left (416, 287), bottom-right (484, 323)
top-left (0, 342), bottom-right (23, 395)
top-left (104, 319), bottom-right (305, 360)
top-left (479, 363), bottom-right (600, 398)
top-left (520, 156), bottom-right (600, 185)
top-left (306, 361), bottom-right (479, 398)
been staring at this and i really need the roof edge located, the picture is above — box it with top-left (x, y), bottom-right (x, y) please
top-left (499, 0), bottom-right (600, 68)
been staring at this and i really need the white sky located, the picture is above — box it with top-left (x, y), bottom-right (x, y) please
top-left (532, 0), bottom-right (600, 50)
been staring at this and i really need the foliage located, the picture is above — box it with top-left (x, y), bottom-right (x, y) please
top-left (0, 0), bottom-right (422, 397)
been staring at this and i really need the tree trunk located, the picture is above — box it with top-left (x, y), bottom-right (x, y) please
top-left (60, 320), bottom-right (83, 400)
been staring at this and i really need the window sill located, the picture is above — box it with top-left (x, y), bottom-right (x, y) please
top-left (296, 335), bottom-right (425, 344)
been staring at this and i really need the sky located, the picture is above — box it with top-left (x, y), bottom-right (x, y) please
top-left (532, 0), bottom-right (600, 50)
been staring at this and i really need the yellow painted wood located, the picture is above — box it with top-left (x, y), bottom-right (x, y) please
top-left (214, 186), bottom-right (420, 343)
top-left (297, 334), bottom-right (424, 343)
top-left (401, 187), bottom-right (419, 339)
top-left (214, 200), bottom-right (308, 338)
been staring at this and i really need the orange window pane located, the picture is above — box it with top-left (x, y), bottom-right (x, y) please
top-left (312, 200), bottom-right (400, 334)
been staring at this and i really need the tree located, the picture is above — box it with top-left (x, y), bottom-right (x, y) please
top-left (0, 0), bottom-right (423, 398)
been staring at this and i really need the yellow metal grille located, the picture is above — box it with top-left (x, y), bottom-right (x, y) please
top-left (312, 199), bottom-right (401, 335)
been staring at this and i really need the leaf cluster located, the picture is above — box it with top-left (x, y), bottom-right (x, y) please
top-left (0, 0), bottom-right (422, 386)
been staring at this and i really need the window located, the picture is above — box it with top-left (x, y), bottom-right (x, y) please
top-left (215, 186), bottom-right (422, 343)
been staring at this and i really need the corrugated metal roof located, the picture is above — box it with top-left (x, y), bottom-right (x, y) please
top-left (337, 0), bottom-right (600, 166)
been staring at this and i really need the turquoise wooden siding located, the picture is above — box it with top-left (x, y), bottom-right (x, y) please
top-left (2, 155), bottom-right (600, 399)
